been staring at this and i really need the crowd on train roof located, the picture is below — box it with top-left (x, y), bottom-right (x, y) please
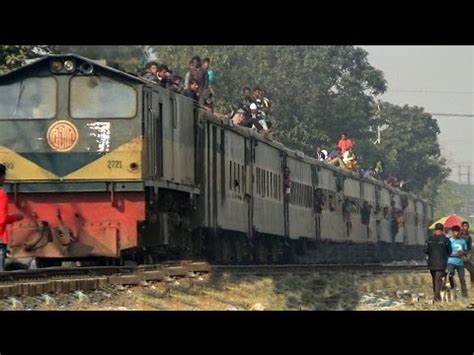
top-left (138, 56), bottom-right (409, 192)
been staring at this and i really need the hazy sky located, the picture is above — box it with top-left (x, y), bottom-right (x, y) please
top-left (360, 46), bottom-right (474, 182)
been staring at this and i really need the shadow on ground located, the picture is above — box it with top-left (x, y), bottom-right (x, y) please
top-left (204, 271), bottom-right (362, 310)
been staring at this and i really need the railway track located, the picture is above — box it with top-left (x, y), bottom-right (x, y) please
top-left (0, 262), bottom-right (427, 299)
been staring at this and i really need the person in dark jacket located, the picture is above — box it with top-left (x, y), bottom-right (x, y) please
top-left (182, 79), bottom-right (200, 102)
top-left (424, 222), bottom-right (452, 302)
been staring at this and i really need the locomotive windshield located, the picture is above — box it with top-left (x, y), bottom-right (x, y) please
top-left (0, 77), bottom-right (57, 119)
top-left (69, 76), bottom-right (137, 118)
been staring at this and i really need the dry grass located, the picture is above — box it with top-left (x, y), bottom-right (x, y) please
top-left (5, 271), bottom-right (474, 310)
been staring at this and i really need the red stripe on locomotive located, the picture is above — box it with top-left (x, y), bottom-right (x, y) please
top-left (6, 192), bottom-right (145, 259)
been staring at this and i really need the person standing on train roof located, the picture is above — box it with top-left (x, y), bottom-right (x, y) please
top-left (202, 58), bottom-right (214, 88)
top-left (0, 164), bottom-right (24, 272)
top-left (156, 64), bottom-right (169, 88)
top-left (424, 223), bottom-right (451, 302)
top-left (460, 221), bottom-right (474, 288)
top-left (142, 61), bottom-right (159, 82)
top-left (447, 225), bottom-right (469, 298)
top-left (337, 133), bottom-right (353, 154)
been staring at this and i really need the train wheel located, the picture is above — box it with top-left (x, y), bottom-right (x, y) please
top-left (253, 236), bottom-right (269, 264)
top-left (32, 258), bottom-right (62, 268)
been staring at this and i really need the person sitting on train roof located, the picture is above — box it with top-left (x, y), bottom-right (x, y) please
top-left (141, 61), bottom-right (159, 82)
top-left (342, 148), bottom-right (359, 171)
top-left (374, 159), bottom-right (384, 177)
top-left (385, 174), bottom-right (399, 188)
top-left (182, 79), bottom-right (200, 102)
top-left (168, 74), bottom-right (184, 93)
top-left (229, 87), bottom-right (253, 119)
top-left (327, 147), bottom-right (345, 167)
top-left (156, 64), bottom-right (170, 88)
top-left (241, 86), bottom-right (253, 109)
top-left (315, 145), bottom-right (326, 161)
top-left (249, 103), bottom-right (267, 131)
top-left (337, 133), bottom-right (353, 154)
top-left (199, 88), bottom-right (214, 113)
top-left (252, 86), bottom-right (262, 104)
top-left (231, 107), bottom-right (264, 132)
top-left (184, 56), bottom-right (208, 94)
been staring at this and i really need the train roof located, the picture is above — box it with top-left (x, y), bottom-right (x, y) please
top-left (0, 53), bottom-right (150, 84)
top-left (201, 113), bottom-right (428, 203)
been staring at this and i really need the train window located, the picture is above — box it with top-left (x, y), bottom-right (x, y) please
top-left (233, 161), bottom-right (237, 191)
top-left (235, 163), bottom-right (240, 192)
top-left (0, 77), bottom-right (57, 119)
top-left (278, 175), bottom-right (281, 201)
top-left (256, 168), bottom-right (259, 194)
top-left (266, 171), bottom-right (269, 198)
top-left (242, 164), bottom-right (246, 194)
top-left (237, 164), bottom-right (242, 193)
top-left (270, 172), bottom-right (273, 199)
top-left (274, 174), bottom-right (277, 199)
top-left (263, 170), bottom-right (266, 197)
top-left (70, 76), bottom-right (137, 118)
top-left (171, 98), bottom-right (177, 129)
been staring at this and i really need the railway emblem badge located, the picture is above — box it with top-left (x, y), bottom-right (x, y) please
top-left (47, 120), bottom-right (79, 152)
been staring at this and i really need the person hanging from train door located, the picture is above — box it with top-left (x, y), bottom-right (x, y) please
top-left (447, 225), bottom-right (469, 298)
top-left (460, 221), bottom-right (474, 289)
top-left (283, 166), bottom-right (291, 201)
top-left (390, 201), bottom-right (399, 242)
top-left (0, 164), bottom-right (24, 272)
top-left (424, 223), bottom-right (451, 302)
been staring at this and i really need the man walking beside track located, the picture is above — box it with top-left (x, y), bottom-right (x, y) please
top-left (447, 225), bottom-right (469, 298)
top-left (460, 221), bottom-right (474, 288)
top-left (0, 164), bottom-right (24, 272)
top-left (424, 223), bottom-right (451, 302)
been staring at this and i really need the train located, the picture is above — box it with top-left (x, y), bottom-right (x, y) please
top-left (0, 53), bottom-right (433, 267)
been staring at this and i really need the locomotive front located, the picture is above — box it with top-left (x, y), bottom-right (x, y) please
top-left (0, 54), bottom-right (146, 263)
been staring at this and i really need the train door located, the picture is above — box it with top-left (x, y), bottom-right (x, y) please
top-left (246, 137), bottom-right (253, 238)
top-left (375, 186), bottom-right (381, 241)
top-left (209, 124), bottom-right (218, 231)
top-left (312, 165), bottom-right (321, 242)
top-left (282, 154), bottom-right (289, 238)
top-left (143, 87), bottom-right (163, 179)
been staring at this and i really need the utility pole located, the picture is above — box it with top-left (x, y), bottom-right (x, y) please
top-left (458, 164), bottom-right (472, 185)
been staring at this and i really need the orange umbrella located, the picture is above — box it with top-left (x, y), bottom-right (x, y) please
top-left (429, 214), bottom-right (466, 229)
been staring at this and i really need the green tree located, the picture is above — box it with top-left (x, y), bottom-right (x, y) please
top-left (433, 181), bottom-right (469, 220)
top-left (150, 45), bottom-right (386, 154)
top-left (52, 45), bottom-right (148, 73)
top-left (375, 102), bottom-right (450, 198)
top-left (0, 45), bottom-right (50, 74)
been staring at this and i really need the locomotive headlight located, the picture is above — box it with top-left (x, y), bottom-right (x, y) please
top-left (64, 60), bottom-right (76, 72)
top-left (50, 60), bottom-right (63, 73)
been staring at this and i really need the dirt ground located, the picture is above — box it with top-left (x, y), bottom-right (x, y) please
top-left (1, 271), bottom-right (474, 310)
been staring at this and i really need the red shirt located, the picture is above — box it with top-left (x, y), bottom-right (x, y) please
top-left (338, 138), bottom-right (353, 154)
top-left (0, 187), bottom-right (18, 245)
